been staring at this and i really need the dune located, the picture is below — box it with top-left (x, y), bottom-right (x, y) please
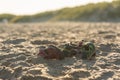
top-left (0, 22), bottom-right (120, 80)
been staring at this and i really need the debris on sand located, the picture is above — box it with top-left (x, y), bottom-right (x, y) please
top-left (38, 40), bottom-right (96, 60)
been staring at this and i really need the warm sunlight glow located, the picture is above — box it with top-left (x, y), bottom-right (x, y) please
top-left (0, 0), bottom-right (112, 15)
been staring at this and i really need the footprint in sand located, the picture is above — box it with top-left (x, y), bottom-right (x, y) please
top-left (0, 53), bottom-right (26, 60)
top-left (98, 43), bottom-right (119, 56)
top-left (30, 40), bottom-right (57, 45)
top-left (13, 44), bottom-right (24, 48)
top-left (46, 66), bottom-right (67, 77)
top-left (98, 63), bottom-right (112, 69)
top-left (113, 59), bottom-right (120, 65)
top-left (26, 68), bottom-right (42, 75)
top-left (13, 66), bottom-right (23, 78)
top-left (98, 31), bottom-right (115, 34)
top-left (20, 74), bottom-right (52, 80)
top-left (0, 67), bottom-right (14, 80)
top-left (107, 53), bottom-right (120, 65)
top-left (2, 38), bottom-right (26, 44)
top-left (9, 61), bottom-right (32, 68)
top-left (2, 54), bottom-right (26, 62)
top-left (104, 34), bottom-right (116, 39)
top-left (70, 70), bottom-right (90, 79)
top-left (94, 71), bottom-right (114, 80)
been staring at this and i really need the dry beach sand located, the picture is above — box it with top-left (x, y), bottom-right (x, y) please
top-left (0, 22), bottom-right (120, 80)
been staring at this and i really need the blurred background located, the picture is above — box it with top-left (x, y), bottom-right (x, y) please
top-left (0, 0), bottom-right (119, 23)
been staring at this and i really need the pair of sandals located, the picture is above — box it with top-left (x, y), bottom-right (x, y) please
top-left (38, 40), bottom-right (96, 60)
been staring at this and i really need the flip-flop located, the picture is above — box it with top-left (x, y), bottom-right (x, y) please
top-left (61, 43), bottom-right (77, 57)
top-left (81, 42), bottom-right (96, 59)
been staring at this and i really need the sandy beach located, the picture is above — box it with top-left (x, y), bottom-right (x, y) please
top-left (0, 22), bottom-right (120, 80)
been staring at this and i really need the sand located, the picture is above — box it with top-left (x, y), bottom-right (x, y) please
top-left (0, 22), bottom-right (120, 80)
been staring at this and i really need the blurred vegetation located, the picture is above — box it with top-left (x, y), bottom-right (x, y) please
top-left (10, 16), bottom-right (32, 23)
top-left (0, 1), bottom-right (120, 23)
top-left (0, 14), bottom-right (15, 22)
